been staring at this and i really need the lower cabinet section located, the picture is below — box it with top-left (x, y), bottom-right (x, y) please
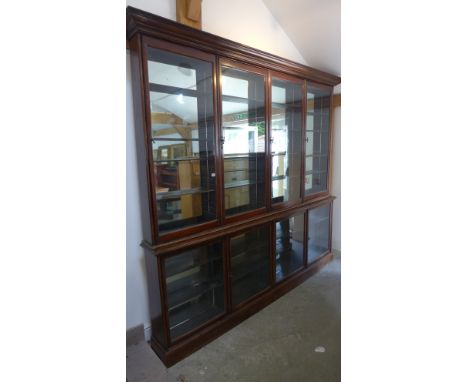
top-left (147, 200), bottom-right (333, 366)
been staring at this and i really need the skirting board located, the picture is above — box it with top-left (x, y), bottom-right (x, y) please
top-left (126, 324), bottom-right (144, 347)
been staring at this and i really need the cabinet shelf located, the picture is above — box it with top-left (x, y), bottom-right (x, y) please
top-left (152, 137), bottom-right (200, 142)
top-left (169, 302), bottom-right (224, 339)
top-left (224, 179), bottom-right (256, 189)
top-left (309, 216), bottom-right (329, 226)
top-left (305, 153), bottom-right (328, 158)
top-left (272, 101), bottom-right (302, 109)
top-left (168, 279), bottom-right (223, 311)
top-left (306, 129), bottom-right (329, 133)
top-left (230, 242), bottom-right (268, 263)
top-left (166, 255), bottom-right (222, 279)
top-left (304, 170), bottom-right (327, 176)
top-left (156, 187), bottom-right (215, 200)
top-left (154, 156), bottom-right (200, 163)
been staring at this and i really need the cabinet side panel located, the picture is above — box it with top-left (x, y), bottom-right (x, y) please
top-left (129, 34), bottom-right (156, 242)
top-left (144, 249), bottom-right (167, 348)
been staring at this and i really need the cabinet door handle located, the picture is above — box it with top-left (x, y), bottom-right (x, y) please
top-left (306, 137), bottom-right (309, 143)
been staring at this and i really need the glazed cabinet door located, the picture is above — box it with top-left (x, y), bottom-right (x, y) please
top-left (307, 203), bottom-right (331, 264)
top-left (274, 213), bottom-right (305, 282)
top-left (229, 225), bottom-right (270, 307)
top-left (220, 62), bottom-right (267, 217)
top-left (145, 42), bottom-right (218, 236)
top-left (163, 241), bottom-right (225, 341)
top-left (304, 84), bottom-right (332, 196)
top-left (270, 76), bottom-right (303, 206)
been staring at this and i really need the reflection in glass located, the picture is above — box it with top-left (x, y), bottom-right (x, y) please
top-left (147, 47), bottom-right (216, 233)
top-left (308, 204), bottom-right (330, 263)
top-left (221, 66), bottom-right (265, 216)
top-left (271, 78), bottom-right (303, 204)
top-left (275, 214), bottom-right (305, 282)
top-left (164, 242), bottom-right (225, 339)
top-left (305, 85), bottom-right (331, 195)
top-left (230, 225), bottom-right (270, 306)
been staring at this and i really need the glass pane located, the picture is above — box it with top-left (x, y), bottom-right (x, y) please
top-left (271, 79), bottom-right (303, 204)
top-left (147, 47), bottom-right (216, 234)
top-left (230, 225), bottom-right (270, 306)
top-left (305, 85), bottom-right (331, 195)
top-left (308, 204), bottom-right (331, 264)
top-left (275, 214), bottom-right (305, 282)
top-left (164, 242), bottom-right (225, 339)
top-left (221, 66), bottom-right (266, 216)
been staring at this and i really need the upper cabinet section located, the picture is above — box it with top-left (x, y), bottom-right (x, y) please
top-left (127, 7), bottom-right (340, 244)
top-left (304, 84), bottom-right (332, 197)
top-left (220, 63), bottom-right (266, 217)
top-left (145, 44), bottom-right (218, 235)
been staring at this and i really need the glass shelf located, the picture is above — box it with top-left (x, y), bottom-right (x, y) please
top-left (164, 241), bottom-right (225, 340)
top-left (156, 188), bottom-right (215, 200)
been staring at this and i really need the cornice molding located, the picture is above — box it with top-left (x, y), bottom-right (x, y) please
top-left (126, 6), bottom-right (341, 86)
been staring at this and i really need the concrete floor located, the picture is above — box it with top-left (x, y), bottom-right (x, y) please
top-left (127, 254), bottom-right (340, 382)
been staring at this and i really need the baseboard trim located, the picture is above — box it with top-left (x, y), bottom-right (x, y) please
top-left (126, 324), bottom-right (145, 347)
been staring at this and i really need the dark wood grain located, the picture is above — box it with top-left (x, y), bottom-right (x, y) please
top-left (127, 5), bottom-right (339, 366)
top-left (127, 6), bottom-right (341, 86)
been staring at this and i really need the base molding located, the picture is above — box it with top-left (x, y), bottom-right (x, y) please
top-left (150, 251), bottom-right (333, 366)
top-left (126, 324), bottom-right (145, 347)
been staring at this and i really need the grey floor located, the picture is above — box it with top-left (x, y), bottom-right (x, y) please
top-left (127, 254), bottom-right (340, 382)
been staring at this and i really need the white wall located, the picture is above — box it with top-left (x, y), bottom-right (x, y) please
top-left (126, 0), bottom-right (307, 331)
top-left (331, 86), bottom-right (341, 251)
top-left (126, 50), bottom-right (150, 331)
top-left (126, 0), bottom-right (306, 64)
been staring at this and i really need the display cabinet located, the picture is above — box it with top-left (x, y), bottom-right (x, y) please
top-left (271, 75), bottom-right (303, 206)
top-left (127, 6), bottom-right (340, 366)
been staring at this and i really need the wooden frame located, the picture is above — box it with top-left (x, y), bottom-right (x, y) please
top-left (303, 81), bottom-right (334, 202)
top-left (127, 6), bottom-right (341, 367)
top-left (218, 58), bottom-right (270, 224)
top-left (269, 70), bottom-right (306, 211)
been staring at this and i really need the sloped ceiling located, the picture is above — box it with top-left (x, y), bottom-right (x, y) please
top-left (262, 0), bottom-right (341, 76)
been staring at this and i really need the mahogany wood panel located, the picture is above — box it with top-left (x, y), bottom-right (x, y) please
top-left (127, 6), bottom-right (341, 87)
